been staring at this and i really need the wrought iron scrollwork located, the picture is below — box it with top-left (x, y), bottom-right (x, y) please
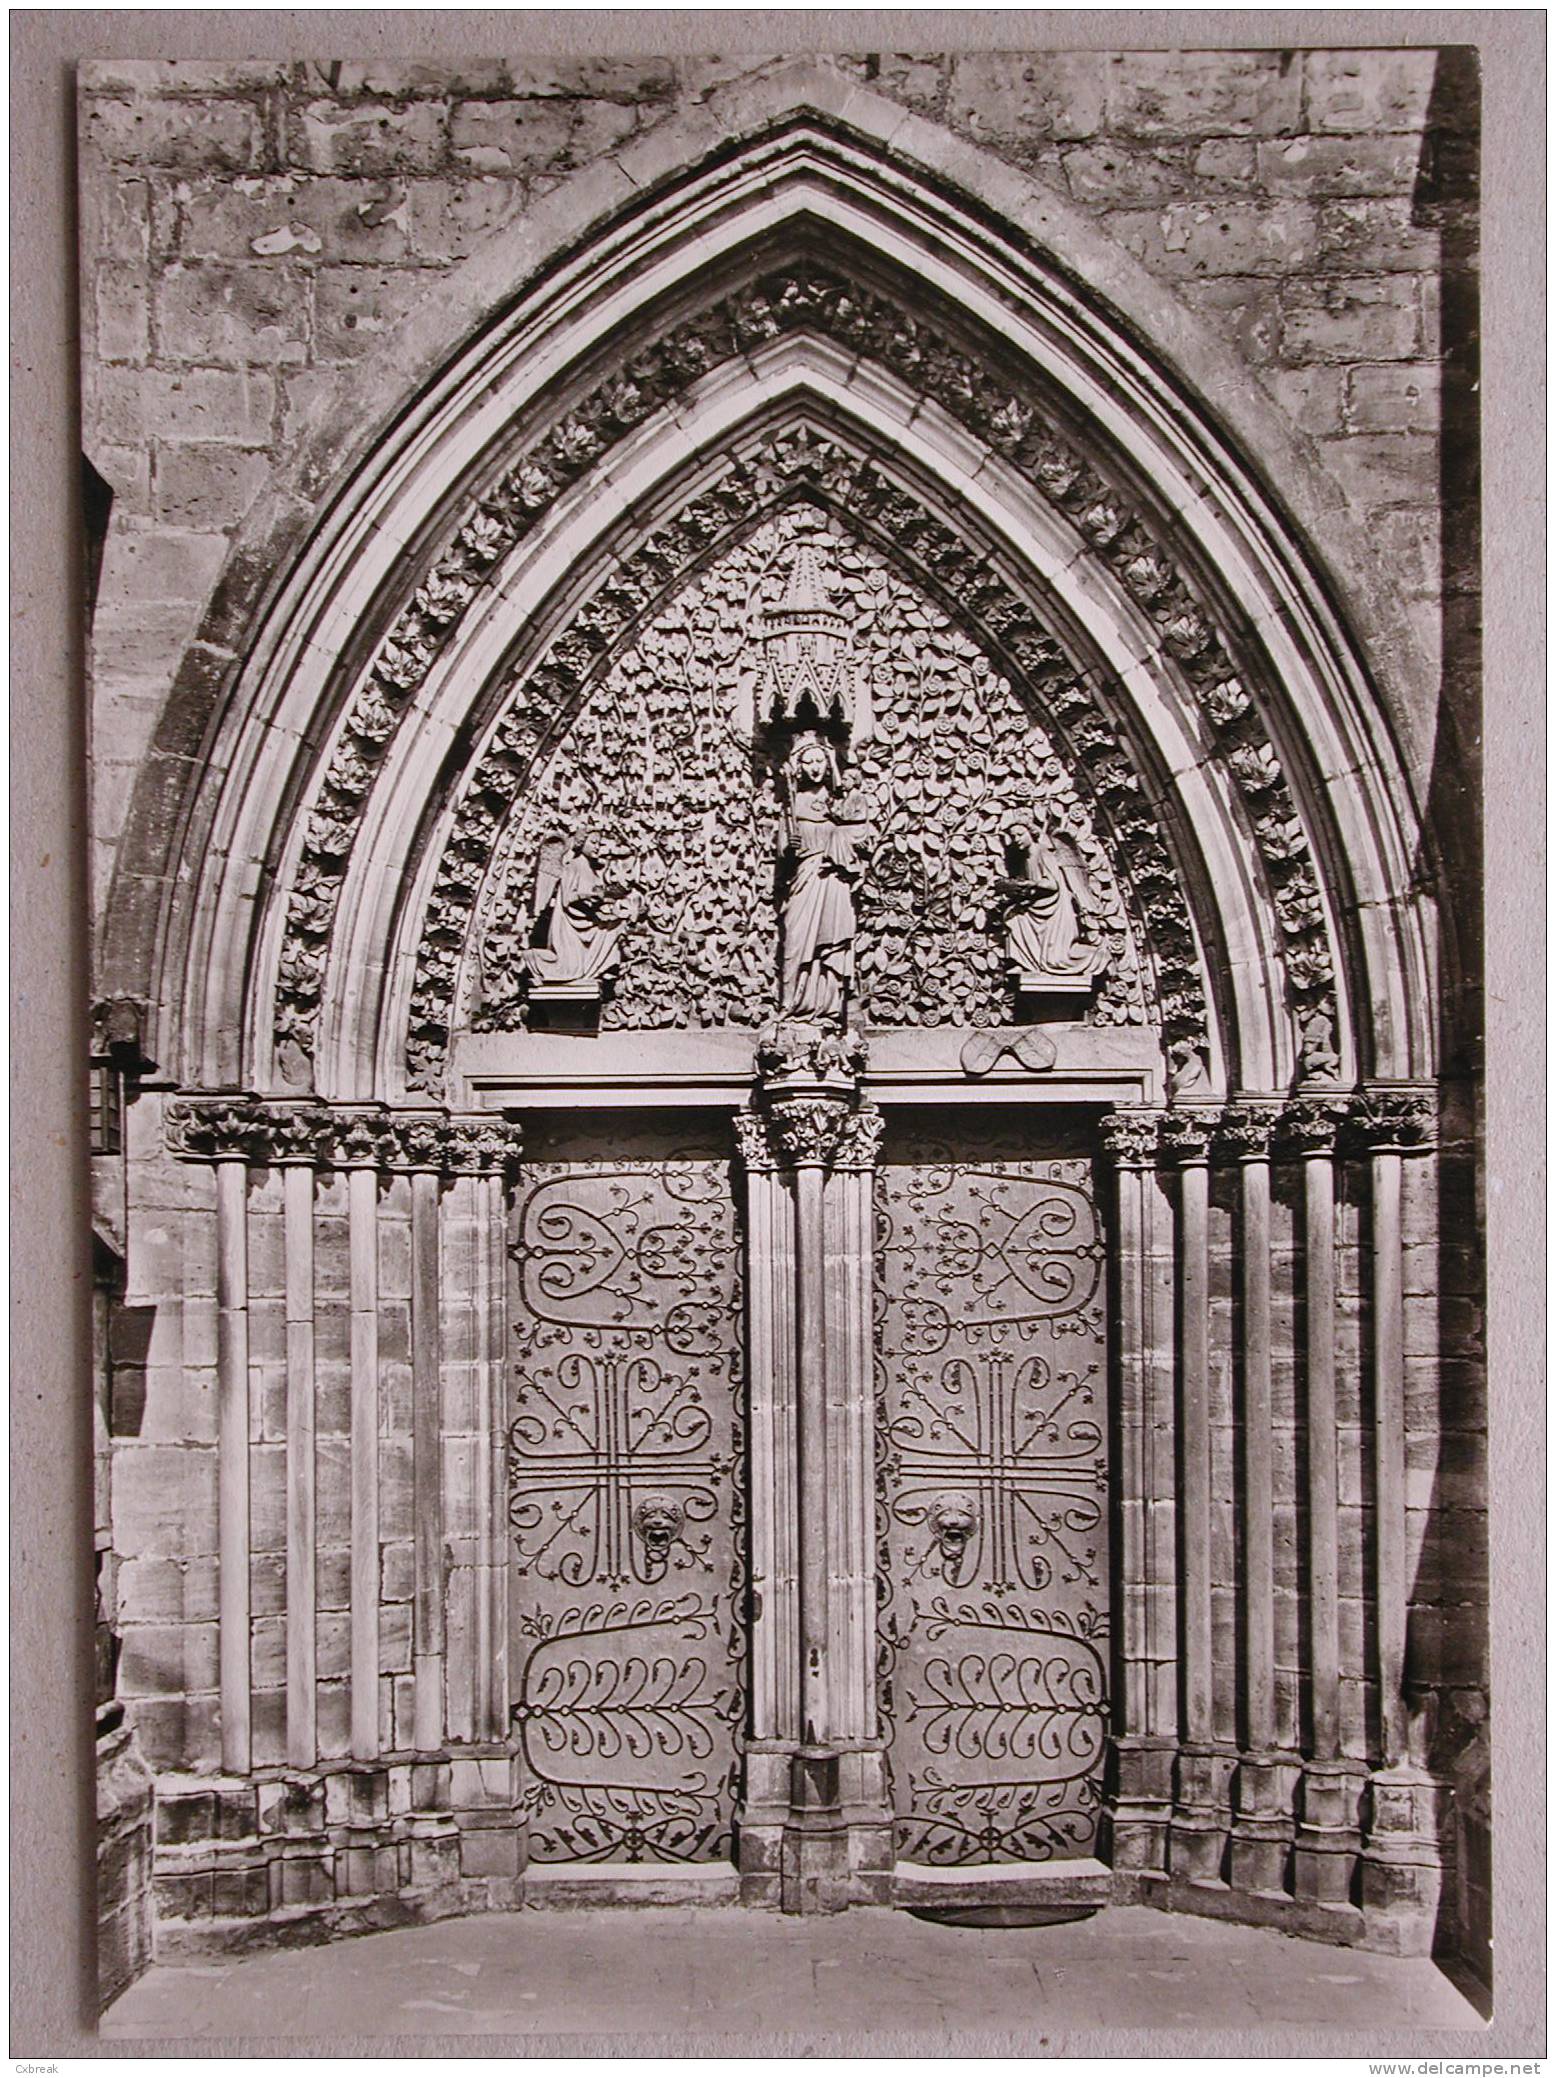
top-left (877, 1121), bottom-right (1109, 1865)
top-left (507, 1127), bottom-right (743, 1865)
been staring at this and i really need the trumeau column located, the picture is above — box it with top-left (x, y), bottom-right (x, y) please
top-left (1352, 1087), bottom-right (1447, 1938)
top-left (1159, 1107), bottom-right (1236, 1885)
top-left (734, 1023), bottom-right (889, 1914)
top-left (1097, 1107), bottom-right (1174, 1874)
top-left (1217, 1101), bottom-right (1299, 1898)
top-left (1281, 1093), bottom-right (1364, 1910)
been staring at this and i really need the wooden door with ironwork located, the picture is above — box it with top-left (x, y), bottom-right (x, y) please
top-left (876, 1108), bottom-right (1110, 1866)
top-left (506, 1114), bottom-right (744, 1867)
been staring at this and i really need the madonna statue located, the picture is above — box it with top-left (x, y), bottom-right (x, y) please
top-left (776, 732), bottom-right (871, 1022)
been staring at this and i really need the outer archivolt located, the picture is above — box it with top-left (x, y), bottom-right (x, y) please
top-left (273, 262), bottom-right (1340, 1085)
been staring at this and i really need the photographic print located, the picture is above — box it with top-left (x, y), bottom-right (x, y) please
top-left (73, 36), bottom-right (1496, 2049)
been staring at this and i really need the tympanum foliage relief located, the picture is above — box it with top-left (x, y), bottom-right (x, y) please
top-left (467, 508), bottom-right (1145, 1038)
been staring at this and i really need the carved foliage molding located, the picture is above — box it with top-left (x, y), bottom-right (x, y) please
top-left (272, 263), bottom-right (1341, 1084)
top-left (1096, 1091), bottom-right (1435, 1170)
top-left (163, 1096), bottom-right (524, 1172)
top-left (734, 1099), bottom-right (885, 1175)
top-left (1348, 1088), bottom-right (1438, 1154)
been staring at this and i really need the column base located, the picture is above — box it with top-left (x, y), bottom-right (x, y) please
top-left (738, 1743), bottom-right (894, 1909)
top-left (1226, 1751), bottom-right (1300, 1896)
top-left (1168, 1744), bottom-right (1237, 1884)
top-left (1292, 1758), bottom-right (1365, 1906)
top-left (735, 1742), bottom-right (791, 1907)
top-left (780, 1748), bottom-right (850, 1915)
top-left (1099, 1736), bottom-right (1176, 1874)
top-left (837, 1746), bottom-right (895, 1905)
top-left (1358, 1765), bottom-right (1453, 1946)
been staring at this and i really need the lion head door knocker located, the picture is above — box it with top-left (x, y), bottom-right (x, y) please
top-left (928, 1493), bottom-right (981, 1584)
top-left (632, 1494), bottom-right (686, 1581)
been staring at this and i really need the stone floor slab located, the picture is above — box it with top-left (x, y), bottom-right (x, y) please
top-left (101, 1903), bottom-right (1487, 2047)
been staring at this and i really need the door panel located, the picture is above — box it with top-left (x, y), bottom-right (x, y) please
top-left (876, 1110), bottom-right (1110, 1864)
top-left (507, 1115), bottom-right (743, 1865)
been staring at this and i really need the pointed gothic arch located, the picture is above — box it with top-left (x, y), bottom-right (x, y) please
top-left (107, 85), bottom-right (1440, 1102)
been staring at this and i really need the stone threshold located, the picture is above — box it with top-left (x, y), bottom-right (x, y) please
top-left (524, 1863), bottom-right (742, 1909)
top-left (893, 1857), bottom-right (1112, 1910)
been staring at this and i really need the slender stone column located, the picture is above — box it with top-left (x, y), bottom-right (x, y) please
top-left (409, 1161), bottom-right (445, 1753)
top-left (828, 1106), bottom-right (892, 1903)
top-left (281, 1156), bottom-right (317, 1769)
top-left (214, 1151), bottom-right (252, 1775)
top-left (1098, 1107), bottom-right (1174, 1871)
top-left (1354, 1088), bottom-right (1446, 1934)
top-left (1161, 1108), bottom-right (1233, 1883)
top-left (1283, 1094), bottom-right (1362, 1906)
top-left (732, 1113), bottom-right (799, 1905)
top-left (424, 1117), bottom-right (523, 1753)
top-left (469, 1169), bottom-right (495, 1743)
top-left (1218, 1101), bottom-right (1297, 1896)
top-left (792, 1148), bottom-right (830, 1748)
top-left (826, 1107), bottom-right (885, 1743)
top-left (481, 1164), bottom-right (512, 1739)
top-left (321, 1114), bottom-right (385, 1764)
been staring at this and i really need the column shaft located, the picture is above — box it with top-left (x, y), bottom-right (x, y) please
top-left (1371, 1149), bottom-right (1408, 1765)
top-left (411, 1168), bottom-right (444, 1752)
top-left (467, 1173), bottom-right (491, 1744)
top-left (1240, 1154), bottom-right (1276, 1752)
top-left (1098, 1111), bottom-right (1176, 1876)
top-left (348, 1164), bottom-right (380, 1761)
top-left (1226, 1114), bottom-right (1296, 1900)
top-left (215, 1156), bottom-right (251, 1775)
top-left (827, 1162), bottom-right (874, 1743)
top-left (1144, 1165), bottom-right (1179, 1739)
top-left (480, 1169), bottom-right (510, 1741)
top-left (1114, 1157), bottom-right (1149, 1735)
top-left (1290, 1104), bottom-right (1361, 1911)
top-left (794, 1159), bottom-right (829, 1746)
top-left (1178, 1155), bottom-right (1213, 1746)
top-left (1304, 1152), bottom-right (1340, 1759)
top-left (283, 1160), bottom-right (317, 1768)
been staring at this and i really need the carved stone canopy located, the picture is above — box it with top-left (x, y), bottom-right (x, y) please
top-left (751, 535), bottom-right (866, 742)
